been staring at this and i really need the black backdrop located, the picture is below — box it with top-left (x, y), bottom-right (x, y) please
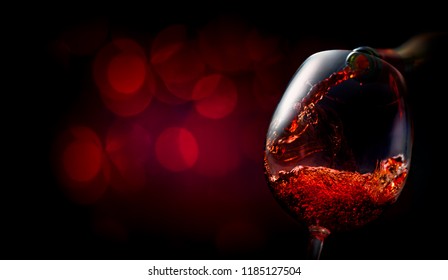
top-left (4, 2), bottom-right (448, 260)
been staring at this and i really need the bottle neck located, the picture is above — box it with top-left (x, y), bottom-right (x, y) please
top-left (376, 32), bottom-right (447, 74)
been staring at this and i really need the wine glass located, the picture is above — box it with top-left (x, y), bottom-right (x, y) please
top-left (263, 43), bottom-right (415, 259)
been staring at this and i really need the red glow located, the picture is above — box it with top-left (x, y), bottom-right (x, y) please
top-left (107, 53), bottom-right (146, 94)
top-left (150, 24), bottom-right (205, 100)
top-left (62, 126), bottom-right (103, 182)
top-left (191, 73), bottom-right (221, 100)
top-left (178, 129), bottom-right (199, 167)
top-left (186, 114), bottom-right (240, 177)
top-left (63, 140), bottom-right (102, 182)
top-left (151, 42), bottom-right (184, 64)
top-left (194, 74), bottom-right (238, 119)
top-left (163, 81), bottom-right (196, 102)
top-left (93, 38), bottom-right (155, 116)
top-left (151, 42), bottom-right (205, 84)
top-left (70, 125), bottom-right (102, 147)
top-left (105, 120), bottom-right (151, 193)
top-left (151, 24), bottom-right (187, 60)
top-left (152, 81), bottom-right (189, 105)
top-left (155, 127), bottom-right (198, 172)
top-left (109, 163), bottom-right (148, 194)
top-left (106, 120), bottom-right (151, 167)
top-left (54, 126), bottom-right (108, 204)
top-left (198, 17), bottom-right (252, 72)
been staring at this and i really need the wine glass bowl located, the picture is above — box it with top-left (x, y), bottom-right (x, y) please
top-left (263, 48), bottom-right (413, 258)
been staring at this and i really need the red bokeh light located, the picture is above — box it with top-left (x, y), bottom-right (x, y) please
top-left (155, 127), bottom-right (198, 172)
top-left (151, 24), bottom-right (187, 59)
top-left (193, 74), bottom-right (238, 119)
top-left (150, 24), bottom-right (206, 101)
top-left (185, 113), bottom-right (241, 177)
top-left (93, 37), bottom-right (155, 116)
top-left (63, 140), bottom-right (102, 182)
top-left (155, 42), bottom-right (204, 84)
top-left (106, 120), bottom-right (151, 167)
top-left (105, 120), bottom-right (151, 194)
top-left (107, 53), bottom-right (146, 94)
top-left (48, 14), bottom-right (316, 256)
top-left (54, 126), bottom-right (109, 204)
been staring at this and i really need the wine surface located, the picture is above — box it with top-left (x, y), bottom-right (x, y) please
top-left (265, 155), bottom-right (407, 231)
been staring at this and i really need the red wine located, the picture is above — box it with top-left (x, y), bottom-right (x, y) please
top-left (264, 155), bottom-right (408, 232)
top-left (266, 66), bottom-right (353, 161)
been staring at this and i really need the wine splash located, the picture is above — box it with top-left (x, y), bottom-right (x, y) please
top-left (264, 155), bottom-right (408, 232)
top-left (264, 50), bottom-right (411, 233)
top-left (267, 52), bottom-right (376, 164)
top-left (261, 32), bottom-right (438, 257)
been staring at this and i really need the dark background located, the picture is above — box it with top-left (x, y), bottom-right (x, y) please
top-left (4, 3), bottom-right (448, 260)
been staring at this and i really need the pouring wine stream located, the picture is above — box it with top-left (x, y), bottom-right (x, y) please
top-left (264, 32), bottom-right (447, 260)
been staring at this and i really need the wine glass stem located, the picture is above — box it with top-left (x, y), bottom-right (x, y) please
top-left (306, 226), bottom-right (330, 260)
